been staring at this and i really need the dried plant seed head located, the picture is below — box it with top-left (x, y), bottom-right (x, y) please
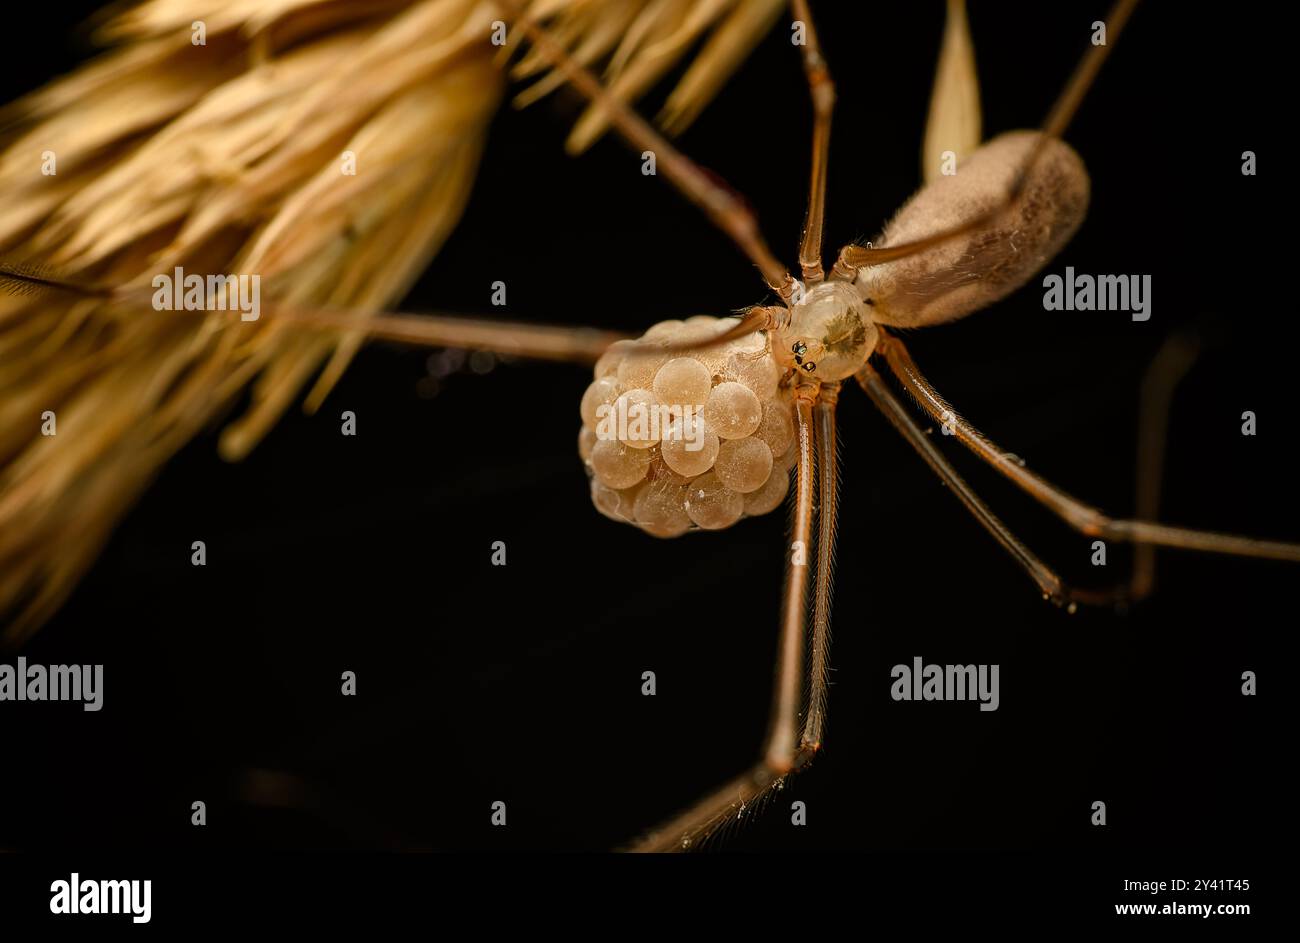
top-left (0, 0), bottom-right (794, 640)
top-left (581, 316), bottom-right (790, 536)
top-left (856, 130), bottom-right (1091, 328)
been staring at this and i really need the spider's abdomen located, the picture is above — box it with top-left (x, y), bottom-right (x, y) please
top-left (578, 317), bottom-right (795, 537)
top-left (856, 131), bottom-right (1089, 328)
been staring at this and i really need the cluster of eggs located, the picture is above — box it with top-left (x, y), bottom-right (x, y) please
top-left (578, 316), bottom-right (797, 537)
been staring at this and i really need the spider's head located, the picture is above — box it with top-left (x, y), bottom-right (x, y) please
top-left (779, 280), bottom-right (878, 382)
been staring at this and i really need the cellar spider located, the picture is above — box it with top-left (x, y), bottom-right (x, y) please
top-left (477, 0), bottom-right (1298, 852)
top-left (10, 1), bottom-right (1300, 853)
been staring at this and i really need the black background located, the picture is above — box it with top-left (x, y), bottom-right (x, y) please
top-left (1, 0), bottom-right (1292, 863)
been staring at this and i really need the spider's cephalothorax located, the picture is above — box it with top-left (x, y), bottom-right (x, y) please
top-left (777, 280), bottom-right (879, 381)
top-left (578, 316), bottom-right (795, 537)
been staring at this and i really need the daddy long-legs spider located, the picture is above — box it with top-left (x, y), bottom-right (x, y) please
top-left (5, 0), bottom-right (1296, 855)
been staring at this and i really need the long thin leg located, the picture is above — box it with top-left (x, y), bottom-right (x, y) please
top-left (0, 247), bottom-right (759, 367)
top-left (831, 0), bottom-right (1139, 278)
top-left (260, 301), bottom-right (627, 364)
top-left (1130, 332), bottom-right (1200, 599)
top-left (875, 332), bottom-right (1300, 563)
top-left (764, 387), bottom-right (817, 768)
top-left (629, 382), bottom-right (830, 851)
top-left (498, 0), bottom-right (795, 301)
top-left (791, 0), bottom-right (834, 286)
top-left (803, 381), bottom-right (839, 747)
top-left (857, 364), bottom-right (1073, 607)
top-left (0, 258), bottom-right (629, 365)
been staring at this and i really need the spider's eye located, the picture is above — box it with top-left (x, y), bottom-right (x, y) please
top-left (802, 361), bottom-right (816, 372)
top-left (791, 341), bottom-right (808, 357)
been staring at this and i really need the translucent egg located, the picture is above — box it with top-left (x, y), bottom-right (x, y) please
top-left (677, 318), bottom-right (734, 369)
top-left (594, 339), bottom-right (634, 378)
top-left (646, 454), bottom-right (691, 487)
top-left (580, 375), bottom-right (620, 427)
top-left (612, 388), bottom-right (662, 449)
top-left (684, 314), bottom-right (720, 328)
top-left (683, 472), bottom-right (744, 530)
top-left (591, 479), bottom-right (635, 521)
top-left (578, 425), bottom-right (596, 462)
top-left (618, 347), bottom-right (668, 389)
top-left (703, 381), bottom-right (762, 439)
top-left (753, 400), bottom-right (795, 457)
top-left (724, 349), bottom-right (780, 401)
top-left (660, 413), bottom-right (719, 477)
top-left (778, 440), bottom-right (800, 471)
top-left (743, 465), bottom-right (790, 516)
top-left (652, 357), bottom-right (712, 409)
top-left (714, 437), bottom-right (774, 494)
top-left (642, 319), bottom-right (685, 340)
top-left (633, 482), bottom-right (691, 538)
top-left (591, 438), bottom-right (651, 489)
